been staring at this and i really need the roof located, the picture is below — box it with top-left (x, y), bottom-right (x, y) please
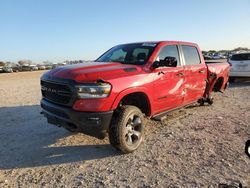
top-left (120, 41), bottom-right (198, 46)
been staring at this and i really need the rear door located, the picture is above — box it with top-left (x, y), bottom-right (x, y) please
top-left (180, 45), bottom-right (207, 104)
top-left (153, 45), bottom-right (185, 113)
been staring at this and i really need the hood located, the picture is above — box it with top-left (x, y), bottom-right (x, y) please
top-left (43, 61), bottom-right (142, 82)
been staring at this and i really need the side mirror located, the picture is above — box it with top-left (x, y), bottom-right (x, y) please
top-left (152, 56), bottom-right (177, 69)
top-left (163, 56), bottom-right (177, 67)
top-left (152, 61), bottom-right (160, 69)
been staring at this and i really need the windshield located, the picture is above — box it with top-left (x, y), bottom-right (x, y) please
top-left (96, 43), bottom-right (158, 65)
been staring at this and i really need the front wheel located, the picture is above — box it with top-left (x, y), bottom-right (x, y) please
top-left (108, 105), bottom-right (144, 153)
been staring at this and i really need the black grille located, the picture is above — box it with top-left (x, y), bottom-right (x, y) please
top-left (41, 80), bottom-right (72, 105)
top-left (41, 103), bottom-right (69, 119)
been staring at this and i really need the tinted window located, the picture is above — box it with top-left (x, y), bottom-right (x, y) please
top-left (182, 45), bottom-right (201, 65)
top-left (109, 49), bottom-right (127, 62)
top-left (132, 48), bottom-right (150, 62)
top-left (156, 45), bottom-right (180, 66)
top-left (96, 43), bottom-right (157, 65)
top-left (231, 53), bottom-right (250, 61)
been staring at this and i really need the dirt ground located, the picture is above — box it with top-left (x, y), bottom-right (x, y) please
top-left (0, 71), bottom-right (249, 187)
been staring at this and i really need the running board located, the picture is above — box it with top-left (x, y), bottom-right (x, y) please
top-left (151, 102), bottom-right (197, 121)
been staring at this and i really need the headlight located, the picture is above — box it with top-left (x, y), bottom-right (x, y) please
top-left (76, 83), bottom-right (111, 98)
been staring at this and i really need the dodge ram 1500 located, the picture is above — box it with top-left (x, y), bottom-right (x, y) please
top-left (41, 41), bottom-right (230, 153)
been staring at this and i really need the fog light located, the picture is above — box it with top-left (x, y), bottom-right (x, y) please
top-left (88, 117), bottom-right (100, 121)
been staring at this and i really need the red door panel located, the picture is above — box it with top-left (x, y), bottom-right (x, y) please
top-left (183, 64), bottom-right (207, 104)
top-left (153, 67), bottom-right (185, 114)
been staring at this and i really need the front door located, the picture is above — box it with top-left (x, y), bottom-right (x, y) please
top-left (153, 45), bottom-right (185, 114)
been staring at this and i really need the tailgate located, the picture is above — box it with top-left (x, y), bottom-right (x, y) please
top-left (229, 53), bottom-right (250, 72)
top-left (230, 60), bottom-right (250, 72)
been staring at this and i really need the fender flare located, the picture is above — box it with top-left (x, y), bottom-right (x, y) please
top-left (110, 87), bottom-right (153, 115)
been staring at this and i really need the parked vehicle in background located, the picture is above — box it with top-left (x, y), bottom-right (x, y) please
top-left (37, 65), bottom-right (46, 70)
top-left (3, 66), bottom-right (13, 73)
top-left (52, 63), bottom-right (58, 69)
top-left (203, 55), bottom-right (213, 60)
top-left (45, 64), bottom-right (53, 70)
top-left (40, 41), bottom-right (230, 153)
top-left (212, 53), bottom-right (226, 59)
top-left (11, 64), bottom-right (20, 72)
top-left (229, 52), bottom-right (250, 82)
top-left (20, 64), bottom-right (33, 71)
top-left (30, 65), bottom-right (38, 71)
top-left (52, 62), bottom-right (67, 69)
top-left (58, 62), bottom-right (67, 67)
top-left (0, 66), bottom-right (3, 73)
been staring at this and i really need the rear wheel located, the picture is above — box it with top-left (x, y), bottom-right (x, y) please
top-left (207, 96), bottom-right (214, 105)
top-left (198, 98), bottom-right (205, 106)
top-left (198, 96), bottom-right (213, 106)
top-left (108, 105), bottom-right (144, 153)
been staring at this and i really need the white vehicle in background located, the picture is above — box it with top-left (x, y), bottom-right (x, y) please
top-left (229, 52), bottom-right (250, 82)
top-left (3, 66), bottom-right (13, 73)
top-left (37, 64), bottom-right (46, 70)
top-left (0, 66), bottom-right (4, 73)
top-left (30, 64), bottom-right (38, 71)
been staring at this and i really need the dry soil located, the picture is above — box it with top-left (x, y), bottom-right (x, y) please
top-left (0, 71), bottom-right (249, 187)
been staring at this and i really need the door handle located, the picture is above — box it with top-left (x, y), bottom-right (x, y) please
top-left (199, 70), bottom-right (205, 73)
top-left (176, 72), bottom-right (184, 77)
top-left (158, 71), bottom-right (165, 75)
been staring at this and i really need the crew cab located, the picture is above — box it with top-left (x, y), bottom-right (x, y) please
top-left (40, 41), bottom-right (230, 153)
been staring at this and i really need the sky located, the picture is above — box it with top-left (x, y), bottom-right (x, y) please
top-left (0, 0), bottom-right (250, 63)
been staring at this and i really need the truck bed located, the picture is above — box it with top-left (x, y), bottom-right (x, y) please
top-left (205, 60), bottom-right (230, 94)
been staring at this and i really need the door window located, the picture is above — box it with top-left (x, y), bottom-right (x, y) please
top-left (181, 45), bottom-right (201, 65)
top-left (156, 45), bottom-right (180, 67)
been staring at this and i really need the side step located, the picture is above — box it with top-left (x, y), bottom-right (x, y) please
top-left (151, 101), bottom-right (197, 121)
top-left (152, 113), bottom-right (168, 121)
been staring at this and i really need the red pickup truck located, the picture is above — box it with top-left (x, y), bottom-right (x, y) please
top-left (41, 41), bottom-right (230, 153)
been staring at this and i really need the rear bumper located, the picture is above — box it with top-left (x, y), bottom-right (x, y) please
top-left (41, 99), bottom-right (113, 139)
top-left (229, 71), bottom-right (250, 77)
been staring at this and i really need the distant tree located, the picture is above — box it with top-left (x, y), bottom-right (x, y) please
top-left (208, 50), bottom-right (216, 54)
top-left (0, 61), bottom-right (5, 66)
top-left (232, 47), bottom-right (249, 52)
top-left (42, 61), bottom-right (52, 65)
top-left (18, 60), bottom-right (32, 65)
top-left (218, 50), bottom-right (229, 53)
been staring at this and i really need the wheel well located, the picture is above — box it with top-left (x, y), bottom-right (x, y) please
top-left (213, 77), bottom-right (224, 92)
top-left (119, 92), bottom-right (150, 116)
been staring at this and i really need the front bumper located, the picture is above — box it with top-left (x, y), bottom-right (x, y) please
top-left (41, 99), bottom-right (113, 139)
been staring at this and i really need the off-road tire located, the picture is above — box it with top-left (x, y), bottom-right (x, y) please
top-left (207, 97), bottom-right (214, 105)
top-left (108, 105), bottom-right (144, 153)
